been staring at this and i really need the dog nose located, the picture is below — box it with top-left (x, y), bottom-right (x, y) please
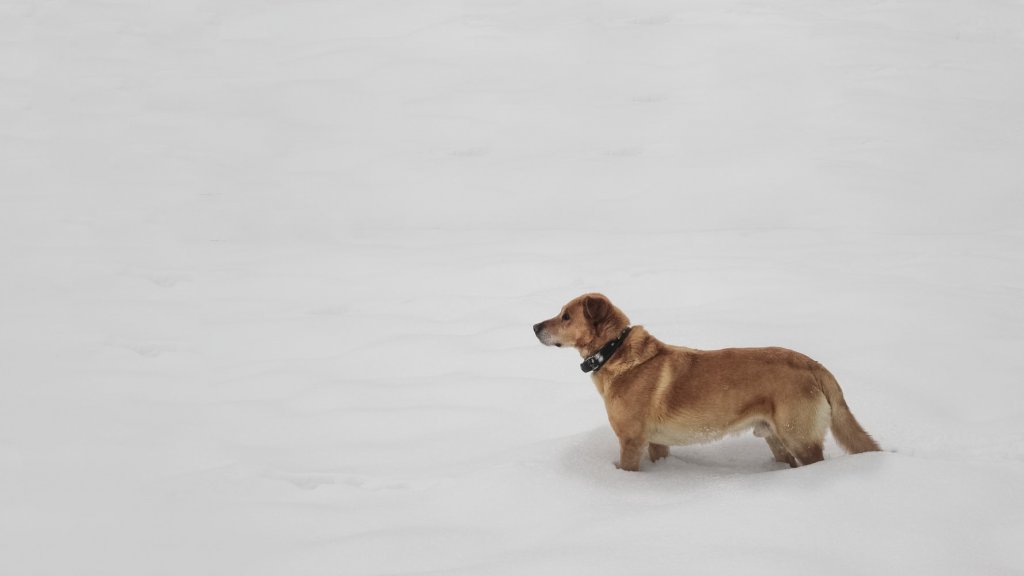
top-left (533, 322), bottom-right (543, 335)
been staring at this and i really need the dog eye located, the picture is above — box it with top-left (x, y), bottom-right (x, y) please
top-left (562, 313), bottom-right (570, 321)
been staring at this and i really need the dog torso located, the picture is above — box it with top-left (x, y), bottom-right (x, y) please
top-left (592, 326), bottom-right (828, 448)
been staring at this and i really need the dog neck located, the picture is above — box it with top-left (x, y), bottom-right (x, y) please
top-left (580, 327), bottom-right (633, 373)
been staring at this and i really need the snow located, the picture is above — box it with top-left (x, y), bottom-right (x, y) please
top-left (2, 0), bottom-right (1024, 574)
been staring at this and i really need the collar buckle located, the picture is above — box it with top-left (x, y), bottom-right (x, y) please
top-left (580, 327), bottom-right (632, 373)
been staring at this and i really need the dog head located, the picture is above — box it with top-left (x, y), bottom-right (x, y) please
top-left (532, 293), bottom-right (630, 354)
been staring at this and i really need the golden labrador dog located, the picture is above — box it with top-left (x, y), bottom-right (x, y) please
top-left (533, 293), bottom-right (880, 470)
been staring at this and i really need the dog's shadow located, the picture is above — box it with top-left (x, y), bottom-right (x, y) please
top-left (559, 426), bottom-right (795, 492)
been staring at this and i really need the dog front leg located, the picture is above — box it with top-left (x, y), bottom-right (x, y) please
top-left (648, 443), bottom-right (670, 462)
top-left (616, 437), bottom-right (647, 471)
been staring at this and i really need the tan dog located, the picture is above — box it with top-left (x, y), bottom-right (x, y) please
top-left (533, 293), bottom-right (880, 470)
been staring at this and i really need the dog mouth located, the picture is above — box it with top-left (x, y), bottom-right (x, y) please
top-left (538, 334), bottom-right (562, 347)
top-left (534, 327), bottom-right (563, 348)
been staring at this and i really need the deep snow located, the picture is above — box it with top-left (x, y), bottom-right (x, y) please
top-left (2, 0), bottom-right (1024, 574)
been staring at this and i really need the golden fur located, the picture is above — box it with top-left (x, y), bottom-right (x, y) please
top-left (533, 293), bottom-right (880, 471)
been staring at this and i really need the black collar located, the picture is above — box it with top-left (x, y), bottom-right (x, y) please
top-left (580, 327), bottom-right (632, 373)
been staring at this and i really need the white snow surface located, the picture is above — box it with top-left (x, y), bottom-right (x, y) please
top-left (3, 0), bottom-right (1024, 574)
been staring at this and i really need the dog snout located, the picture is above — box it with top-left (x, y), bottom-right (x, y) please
top-left (533, 322), bottom-right (544, 335)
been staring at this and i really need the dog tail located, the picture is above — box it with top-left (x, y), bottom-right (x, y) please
top-left (814, 366), bottom-right (881, 454)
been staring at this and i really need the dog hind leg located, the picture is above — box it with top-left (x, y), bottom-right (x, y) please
top-left (772, 392), bottom-right (830, 466)
top-left (792, 443), bottom-right (824, 465)
top-left (754, 421), bottom-right (798, 468)
top-left (765, 435), bottom-right (799, 468)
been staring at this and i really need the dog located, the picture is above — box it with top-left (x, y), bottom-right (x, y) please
top-left (533, 293), bottom-right (880, 470)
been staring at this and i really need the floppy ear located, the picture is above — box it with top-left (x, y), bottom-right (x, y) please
top-left (583, 294), bottom-right (611, 327)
